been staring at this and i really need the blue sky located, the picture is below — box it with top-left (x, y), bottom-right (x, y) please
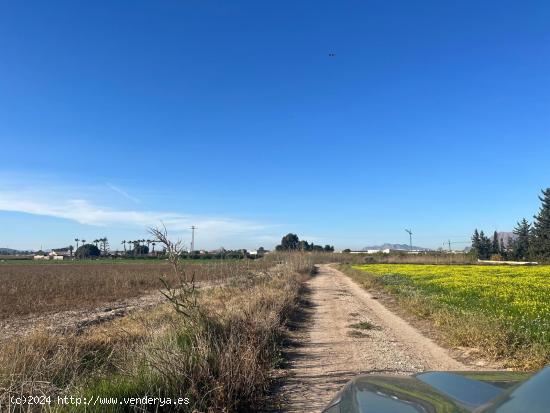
top-left (1, 1), bottom-right (549, 251)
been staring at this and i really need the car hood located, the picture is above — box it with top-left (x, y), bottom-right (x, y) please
top-left (323, 366), bottom-right (549, 413)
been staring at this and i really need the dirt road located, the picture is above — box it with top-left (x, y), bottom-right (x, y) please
top-left (275, 264), bottom-right (467, 412)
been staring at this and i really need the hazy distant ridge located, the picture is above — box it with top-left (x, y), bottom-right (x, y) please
top-left (361, 243), bottom-right (430, 251)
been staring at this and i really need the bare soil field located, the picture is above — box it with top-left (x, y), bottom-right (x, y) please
top-left (0, 260), bottom-right (264, 318)
top-left (274, 264), bottom-right (472, 412)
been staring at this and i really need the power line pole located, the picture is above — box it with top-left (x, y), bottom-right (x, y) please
top-left (448, 239), bottom-right (452, 252)
top-left (190, 226), bottom-right (197, 252)
top-left (405, 229), bottom-right (413, 252)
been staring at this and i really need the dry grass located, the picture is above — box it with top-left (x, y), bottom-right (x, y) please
top-left (0, 253), bottom-right (313, 412)
top-left (0, 260), bottom-right (270, 318)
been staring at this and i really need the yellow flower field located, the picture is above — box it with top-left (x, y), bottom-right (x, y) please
top-left (352, 264), bottom-right (550, 346)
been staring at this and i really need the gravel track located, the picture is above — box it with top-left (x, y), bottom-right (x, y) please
top-left (275, 264), bottom-right (467, 412)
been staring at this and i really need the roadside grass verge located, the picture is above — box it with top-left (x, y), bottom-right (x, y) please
top-left (0, 253), bottom-right (314, 412)
top-left (341, 264), bottom-right (550, 370)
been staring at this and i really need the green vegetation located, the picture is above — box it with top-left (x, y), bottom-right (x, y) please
top-left (275, 233), bottom-right (334, 252)
top-left (531, 188), bottom-right (550, 260)
top-left (471, 188), bottom-right (550, 261)
top-left (74, 244), bottom-right (100, 259)
top-left (349, 321), bottom-right (377, 330)
top-left (347, 264), bottom-right (550, 369)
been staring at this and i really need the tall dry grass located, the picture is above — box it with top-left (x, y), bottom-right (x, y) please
top-left (0, 252), bottom-right (313, 412)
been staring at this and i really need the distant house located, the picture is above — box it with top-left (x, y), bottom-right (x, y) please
top-left (248, 249), bottom-right (270, 256)
top-left (51, 247), bottom-right (71, 257)
top-left (33, 248), bottom-right (71, 260)
top-left (50, 248), bottom-right (71, 260)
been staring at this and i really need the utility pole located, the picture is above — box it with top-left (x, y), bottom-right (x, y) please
top-left (448, 240), bottom-right (452, 252)
top-left (405, 229), bottom-right (413, 252)
top-left (190, 226), bottom-right (197, 253)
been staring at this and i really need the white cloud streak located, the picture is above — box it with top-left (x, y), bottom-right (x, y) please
top-left (0, 188), bottom-right (276, 244)
top-left (106, 182), bottom-right (141, 204)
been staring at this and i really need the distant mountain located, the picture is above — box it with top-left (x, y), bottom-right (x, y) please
top-left (496, 231), bottom-right (516, 246)
top-left (362, 243), bottom-right (430, 251)
top-left (0, 248), bottom-right (18, 254)
top-left (0, 247), bottom-right (33, 255)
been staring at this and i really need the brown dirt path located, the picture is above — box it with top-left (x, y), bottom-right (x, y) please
top-left (274, 264), bottom-right (467, 412)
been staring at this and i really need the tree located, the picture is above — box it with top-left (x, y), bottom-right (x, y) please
top-left (512, 218), bottom-right (531, 260)
top-left (75, 244), bottom-right (101, 259)
top-left (479, 231), bottom-right (492, 260)
top-left (68, 245), bottom-right (74, 257)
top-left (99, 237), bottom-right (109, 256)
top-left (471, 229), bottom-right (481, 258)
top-left (472, 228), bottom-right (481, 257)
top-left (134, 244), bottom-right (149, 256)
top-left (324, 245), bottom-right (334, 252)
top-left (279, 233), bottom-right (300, 251)
top-left (491, 231), bottom-right (500, 255)
top-left (297, 240), bottom-right (310, 251)
top-left (499, 238), bottom-right (506, 259)
top-left (471, 230), bottom-right (491, 260)
top-left (343, 249), bottom-right (351, 253)
top-left (530, 188), bottom-right (550, 260)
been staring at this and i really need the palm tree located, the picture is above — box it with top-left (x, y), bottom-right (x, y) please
top-left (74, 238), bottom-right (80, 250)
top-left (81, 239), bottom-right (86, 245)
top-left (121, 240), bottom-right (126, 253)
top-left (151, 242), bottom-right (156, 253)
top-left (93, 239), bottom-right (99, 247)
top-left (69, 245), bottom-right (74, 257)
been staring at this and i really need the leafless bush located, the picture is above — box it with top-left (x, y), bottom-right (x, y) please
top-left (151, 226), bottom-right (201, 322)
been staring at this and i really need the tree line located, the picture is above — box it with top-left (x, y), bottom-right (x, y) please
top-left (275, 233), bottom-right (334, 252)
top-left (471, 188), bottom-right (550, 261)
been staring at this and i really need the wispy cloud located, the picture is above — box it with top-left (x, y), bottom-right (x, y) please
top-left (106, 182), bottom-right (141, 204)
top-left (0, 187), bottom-right (277, 244)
